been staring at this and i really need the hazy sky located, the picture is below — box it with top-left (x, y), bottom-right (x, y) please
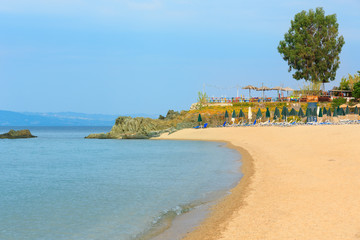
top-left (1, 0), bottom-right (359, 115)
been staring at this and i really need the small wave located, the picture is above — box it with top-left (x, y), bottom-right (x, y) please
top-left (131, 201), bottom-right (205, 240)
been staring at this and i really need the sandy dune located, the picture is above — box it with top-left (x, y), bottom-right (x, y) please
top-left (157, 125), bottom-right (360, 240)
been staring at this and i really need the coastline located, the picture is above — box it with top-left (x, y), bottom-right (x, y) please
top-left (146, 140), bottom-right (244, 240)
top-left (156, 125), bottom-right (360, 240)
top-left (182, 141), bottom-right (254, 240)
top-left (150, 139), bottom-right (254, 240)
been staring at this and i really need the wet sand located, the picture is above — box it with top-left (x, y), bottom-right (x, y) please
top-left (157, 125), bottom-right (360, 240)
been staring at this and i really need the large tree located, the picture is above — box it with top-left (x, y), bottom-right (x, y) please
top-left (278, 8), bottom-right (345, 84)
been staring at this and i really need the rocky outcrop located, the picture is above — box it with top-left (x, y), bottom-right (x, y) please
top-left (0, 129), bottom-right (37, 139)
top-left (85, 116), bottom-right (178, 139)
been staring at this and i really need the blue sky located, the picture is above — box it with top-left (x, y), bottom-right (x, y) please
top-left (1, 0), bottom-right (359, 115)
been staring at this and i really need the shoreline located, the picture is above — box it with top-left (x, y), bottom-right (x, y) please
top-left (149, 139), bottom-right (254, 240)
top-left (148, 140), bottom-right (245, 240)
top-left (156, 125), bottom-right (360, 240)
top-left (182, 141), bottom-right (254, 240)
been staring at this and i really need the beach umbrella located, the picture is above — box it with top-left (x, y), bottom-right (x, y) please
top-left (323, 107), bottom-right (327, 115)
top-left (281, 106), bottom-right (288, 120)
top-left (312, 108), bottom-right (317, 117)
top-left (355, 106), bottom-right (359, 115)
top-left (333, 108), bottom-right (338, 117)
top-left (225, 110), bottom-right (229, 119)
top-left (248, 107), bottom-right (252, 121)
top-left (289, 108), bottom-right (297, 116)
top-left (298, 108), bottom-right (305, 118)
top-left (327, 108), bottom-right (332, 117)
top-left (274, 107), bottom-right (280, 120)
top-left (231, 110), bottom-right (236, 123)
top-left (242, 85), bottom-right (258, 99)
top-left (345, 106), bottom-right (350, 115)
top-left (197, 114), bottom-right (202, 122)
top-left (239, 109), bottom-right (245, 118)
top-left (341, 108), bottom-right (346, 116)
top-left (306, 108), bottom-right (311, 122)
top-left (265, 108), bottom-right (271, 119)
top-left (318, 107), bottom-right (323, 117)
top-left (336, 106), bottom-right (341, 116)
top-left (256, 108), bottom-right (262, 119)
top-left (232, 110), bottom-right (236, 118)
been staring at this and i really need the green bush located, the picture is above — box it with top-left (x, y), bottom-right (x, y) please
top-left (331, 97), bottom-right (346, 110)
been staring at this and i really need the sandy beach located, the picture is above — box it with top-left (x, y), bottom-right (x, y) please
top-left (157, 125), bottom-right (360, 240)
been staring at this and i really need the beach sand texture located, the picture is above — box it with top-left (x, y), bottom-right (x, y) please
top-left (157, 125), bottom-right (360, 240)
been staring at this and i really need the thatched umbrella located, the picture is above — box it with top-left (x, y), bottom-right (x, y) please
top-left (242, 85), bottom-right (258, 99)
top-left (282, 87), bottom-right (294, 96)
top-left (257, 86), bottom-right (271, 101)
top-left (272, 86), bottom-right (285, 99)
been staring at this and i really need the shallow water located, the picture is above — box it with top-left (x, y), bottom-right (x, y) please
top-left (0, 126), bottom-right (241, 240)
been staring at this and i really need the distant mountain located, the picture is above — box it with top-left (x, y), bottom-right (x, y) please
top-left (0, 111), bottom-right (104, 126)
top-left (0, 110), bottom-right (160, 126)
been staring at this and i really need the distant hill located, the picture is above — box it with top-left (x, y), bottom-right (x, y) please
top-left (0, 110), bottom-right (147, 126)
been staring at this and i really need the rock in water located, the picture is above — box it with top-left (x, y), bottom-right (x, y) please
top-left (0, 129), bottom-right (37, 139)
top-left (85, 116), bottom-right (176, 139)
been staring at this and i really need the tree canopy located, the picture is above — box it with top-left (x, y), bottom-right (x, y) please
top-left (278, 8), bottom-right (345, 84)
top-left (353, 82), bottom-right (360, 99)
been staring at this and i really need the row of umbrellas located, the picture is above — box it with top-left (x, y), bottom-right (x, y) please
top-left (242, 85), bottom-right (295, 98)
top-left (198, 106), bottom-right (360, 122)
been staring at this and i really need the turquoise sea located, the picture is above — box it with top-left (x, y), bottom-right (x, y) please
top-left (0, 126), bottom-right (242, 240)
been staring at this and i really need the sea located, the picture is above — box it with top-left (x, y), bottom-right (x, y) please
top-left (0, 126), bottom-right (242, 240)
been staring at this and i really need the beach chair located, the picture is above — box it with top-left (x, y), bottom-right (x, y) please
top-left (260, 120), bottom-right (270, 126)
top-left (203, 123), bottom-right (208, 128)
top-left (253, 119), bottom-right (257, 125)
top-left (217, 121), bottom-right (226, 127)
top-left (193, 125), bottom-right (200, 129)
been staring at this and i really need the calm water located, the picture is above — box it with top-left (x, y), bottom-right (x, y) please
top-left (0, 127), bottom-right (242, 240)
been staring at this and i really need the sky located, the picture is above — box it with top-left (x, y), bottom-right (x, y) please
top-left (1, 0), bottom-right (359, 115)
